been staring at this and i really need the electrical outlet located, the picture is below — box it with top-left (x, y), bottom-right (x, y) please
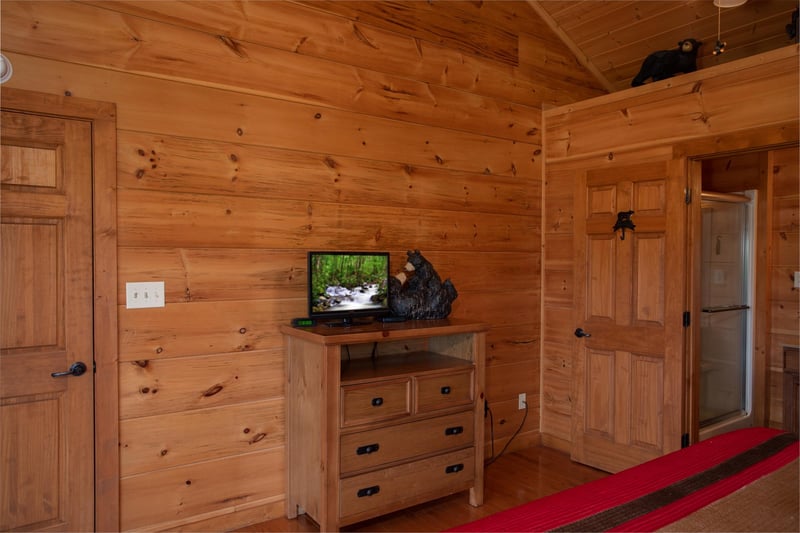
top-left (518, 392), bottom-right (526, 410)
top-left (794, 272), bottom-right (800, 289)
top-left (126, 281), bottom-right (165, 309)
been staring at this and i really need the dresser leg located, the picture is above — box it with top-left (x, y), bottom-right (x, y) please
top-left (469, 485), bottom-right (484, 506)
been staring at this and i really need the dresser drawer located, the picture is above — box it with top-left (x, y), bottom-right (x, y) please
top-left (340, 410), bottom-right (474, 474)
top-left (416, 368), bottom-right (473, 413)
top-left (339, 447), bottom-right (475, 521)
top-left (341, 378), bottom-right (411, 427)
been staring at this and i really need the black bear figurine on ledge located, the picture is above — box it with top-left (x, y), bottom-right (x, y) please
top-left (787, 8), bottom-right (798, 42)
top-left (631, 39), bottom-right (701, 87)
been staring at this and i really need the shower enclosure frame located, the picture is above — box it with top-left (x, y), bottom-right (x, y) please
top-left (698, 190), bottom-right (755, 435)
top-left (685, 151), bottom-right (774, 444)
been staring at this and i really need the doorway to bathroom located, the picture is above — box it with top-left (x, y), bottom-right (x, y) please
top-left (699, 191), bottom-right (754, 432)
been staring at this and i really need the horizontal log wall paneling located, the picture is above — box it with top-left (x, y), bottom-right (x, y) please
top-left (120, 399), bottom-right (285, 476)
top-left (3, 0), bottom-right (540, 143)
top-left (1, 1), bottom-right (605, 530)
top-left (91, 0), bottom-right (604, 106)
top-left (542, 47), bottom-right (799, 447)
top-left (3, 55), bottom-right (534, 177)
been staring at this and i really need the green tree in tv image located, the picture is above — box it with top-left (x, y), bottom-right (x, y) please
top-left (311, 255), bottom-right (388, 313)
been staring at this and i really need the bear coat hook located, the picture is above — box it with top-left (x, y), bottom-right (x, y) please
top-left (613, 210), bottom-right (636, 240)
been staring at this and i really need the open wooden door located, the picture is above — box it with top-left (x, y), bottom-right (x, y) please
top-left (1, 103), bottom-right (95, 530)
top-left (571, 159), bottom-right (687, 473)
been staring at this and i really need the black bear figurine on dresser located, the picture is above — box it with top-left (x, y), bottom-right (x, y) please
top-left (631, 39), bottom-right (701, 87)
top-left (388, 250), bottom-right (457, 319)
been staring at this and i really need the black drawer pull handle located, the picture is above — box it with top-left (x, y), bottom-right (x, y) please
top-left (357, 485), bottom-right (380, 498)
top-left (371, 397), bottom-right (384, 407)
top-left (356, 443), bottom-right (380, 455)
top-left (445, 426), bottom-right (464, 436)
top-left (441, 386), bottom-right (451, 395)
top-left (445, 463), bottom-right (464, 474)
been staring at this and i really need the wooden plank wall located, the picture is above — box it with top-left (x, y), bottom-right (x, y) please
top-left (541, 46), bottom-right (799, 450)
top-left (0, 1), bottom-right (606, 530)
top-left (769, 147), bottom-right (800, 427)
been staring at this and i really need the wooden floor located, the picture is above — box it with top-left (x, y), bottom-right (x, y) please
top-left (236, 445), bottom-right (608, 532)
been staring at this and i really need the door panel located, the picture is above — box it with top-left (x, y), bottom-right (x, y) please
top-left (630, 354), bottom-right (663, 448)
top-left (1, 111), bottom-right (94, 531)
top-left (634, 235), bottom-right (665, 324)
top-left (588, 236), bottom-right (615, 319)
top-left (1, 221), bottom-right (59, 348)
top-left (585, 348), bottom-right (614, 435)
top-left (573, 160), bottom-right (686, 473)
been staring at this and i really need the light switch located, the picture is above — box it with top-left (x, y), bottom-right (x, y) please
top-left (794, 272), bottom-right (800, 289)
top-left (126, 282), bottom-right (165, 309)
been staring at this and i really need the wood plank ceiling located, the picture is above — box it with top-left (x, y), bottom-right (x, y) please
top-left (529, 0), bottom-right (799, 92)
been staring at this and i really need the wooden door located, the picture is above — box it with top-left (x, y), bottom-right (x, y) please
top-left (1, 109), bottom-right (95, 530)
top-left (571, 159), bottom-right (686, 473)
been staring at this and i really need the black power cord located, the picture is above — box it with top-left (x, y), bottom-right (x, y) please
top-left (342, 342), bottom-right (377, 362)
top-left (485, 400), bottom-right (495, 462)
top-left (484, 398), bottom-right (528, 467)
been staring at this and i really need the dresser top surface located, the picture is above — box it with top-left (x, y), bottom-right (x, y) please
top-left (280, 318), bottom-right (488, 345)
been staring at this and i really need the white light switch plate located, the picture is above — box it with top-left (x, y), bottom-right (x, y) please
top-left (795, 272), bottom-right (800, 289)
top-left (126, 282), bottom-right (165, 309)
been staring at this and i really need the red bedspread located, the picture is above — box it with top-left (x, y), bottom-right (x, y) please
top-left (448, 427), bottom-right (798, 532)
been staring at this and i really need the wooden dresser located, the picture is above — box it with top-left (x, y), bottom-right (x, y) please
top-left (281, 319), bottom-right (487, 532)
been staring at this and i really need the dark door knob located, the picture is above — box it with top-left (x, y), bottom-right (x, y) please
top-left (574, 328), bottom-right (592, 338)
top-left (51, 361), bottom-right (88, 378)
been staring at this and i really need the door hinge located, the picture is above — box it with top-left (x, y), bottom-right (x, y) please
top-left (685, 188), bottom-right (692, 204)
top-left (681, 433), bottom-right (690, 448)
top-left (683, 311), bottom-right (691, 327)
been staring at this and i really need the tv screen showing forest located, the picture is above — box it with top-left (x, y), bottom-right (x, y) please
top-left (308, 252), bottom-right (390, 316)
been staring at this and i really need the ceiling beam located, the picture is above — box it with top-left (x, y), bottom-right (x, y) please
top-left (526, 0), bottom-right (616, 94)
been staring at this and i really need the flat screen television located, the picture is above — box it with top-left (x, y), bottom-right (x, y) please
top-left (307, 251), bottom-right (391, 326)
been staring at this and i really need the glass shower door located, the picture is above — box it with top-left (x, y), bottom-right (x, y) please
top-left (700, 197), bottom-right (752, 427)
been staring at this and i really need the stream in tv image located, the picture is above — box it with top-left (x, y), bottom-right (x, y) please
top-left (309, 253), bottom-right (389, 316)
